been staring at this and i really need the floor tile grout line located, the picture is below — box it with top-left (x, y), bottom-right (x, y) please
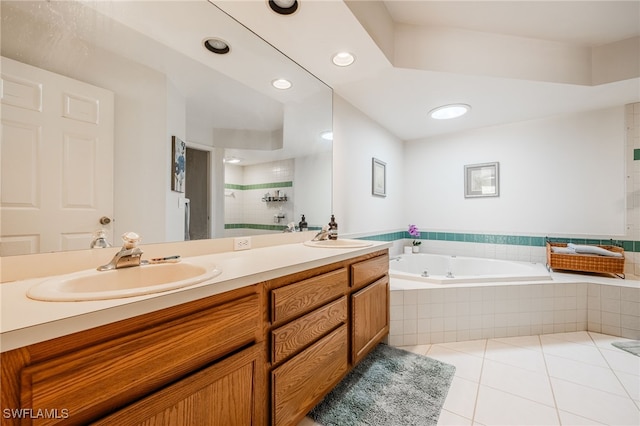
top-left (543, 350), bottom-right (624, 371)
top-left (542, 332), bottom-right (640, 424)
top-left (469, 338), bottom-right (488, 425)
top-left (477, 382), bottom-right (560, 410)
top-left (540, 337), bottom-right (619, 370)
top-left (587, 331), bottom-right (640, 404)
top-left (436, 340), bottom-right (488, 358)
top-left (489, 336), bottom-right (546, 353)
top-left (412, 333), bottom-right (640, 425)
top-left (538, 334), bottom-right (563, 426)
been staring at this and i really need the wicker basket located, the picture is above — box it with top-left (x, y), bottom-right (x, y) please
top-left (546, 242), bottom-right (625, 277)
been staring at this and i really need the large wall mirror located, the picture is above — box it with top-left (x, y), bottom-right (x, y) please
top-left (0, 0), bottom-right (333, 256)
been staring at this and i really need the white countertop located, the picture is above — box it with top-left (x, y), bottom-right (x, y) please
top-left (0, 241), bottom-right (391, 353)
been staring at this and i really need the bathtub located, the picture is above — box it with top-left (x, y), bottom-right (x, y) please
top-left (389, 253), bottom-right (552, 285)
top-left (388, 253), bottom-right (639, 345)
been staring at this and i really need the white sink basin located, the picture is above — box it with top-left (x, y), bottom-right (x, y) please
top-left (303, 239), bottom-right (374, 248)
top-left (27, 260), bottom-right (221, 301)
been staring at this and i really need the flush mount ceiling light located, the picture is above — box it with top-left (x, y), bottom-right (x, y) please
top-left (320, 130), bottom-right (333, 141)
top-left (272, 78), bottom-right (292, 90)
top-left (429, 104), bottom-right (471, 120)
top-left (268, 0), bottom-right (298, 15)
top-left (223, 157), bottom-right (241, 164)
top-left (203, 38), bottom-right (230, 55)
top-left (332, 52), bottom-right (355, 67)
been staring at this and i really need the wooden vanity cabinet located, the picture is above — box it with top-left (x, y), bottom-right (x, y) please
top-left (0, 284), bottom-right (265, 426)
top-left (350, 254), bottom-right (390, 365)
top-left (267, 267), bottom-right (349, 426)
top-left (265, 249), bottom-right (389, 426)
top-left (1, 248), bottom-right (390, 426)
top-left (92, 344), bottom-right (263, 426)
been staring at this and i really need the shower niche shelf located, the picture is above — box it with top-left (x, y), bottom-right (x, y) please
top-left (262, 196), bottom-right (288, 202)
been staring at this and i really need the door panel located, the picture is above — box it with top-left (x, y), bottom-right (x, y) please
top-left (185, 147), bottom-right (210, 240)
top-left (0, 57), bottom-right (114, 255)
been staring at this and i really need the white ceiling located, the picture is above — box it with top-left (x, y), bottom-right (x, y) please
top-left (384, 1), bottom-right (640, 46)
top-left (215, 0), bottom-right (640, 141)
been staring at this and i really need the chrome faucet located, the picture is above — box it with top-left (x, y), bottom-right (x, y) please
top-left (90, 229), bottom-right (111, 249)
top-left (98, 232), bottom-right (144, 271)
top-left (312, 225), bottom-right (331, 241)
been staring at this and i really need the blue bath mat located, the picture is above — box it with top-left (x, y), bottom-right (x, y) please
top-left (308, 344), bottom-right (456, 426)
top-left (612, 341), bottom-right (640, 357)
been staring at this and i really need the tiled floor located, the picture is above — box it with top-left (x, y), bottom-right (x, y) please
top-left (300, 332), bottom-right (640, 425)
top-left (405, 332), bottom-right (640, 425)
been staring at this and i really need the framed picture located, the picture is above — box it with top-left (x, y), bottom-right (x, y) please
top-left (372, 158), bottom-right (387, 197)
top-left (464, 162), bottom-right (499, 198)
top-left (171, 136), bottom-right (186, 193)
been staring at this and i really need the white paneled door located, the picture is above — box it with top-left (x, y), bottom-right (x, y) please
top-left (1, 57), bottom-right (114, 255)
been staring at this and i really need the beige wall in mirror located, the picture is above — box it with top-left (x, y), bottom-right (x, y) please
top-left (0, 0), bottom-right (333, 256)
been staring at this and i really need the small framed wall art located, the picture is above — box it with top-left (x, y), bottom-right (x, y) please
top-left (464, 162), bottom-right (499, 198)
top-left (171, 136), bottom-right (186, 193)
top-left (372, 157), bottom-right (387, 197)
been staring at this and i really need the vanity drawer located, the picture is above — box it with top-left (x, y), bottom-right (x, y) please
top-left (272, 296), bottom-right (347, 364)
top-left (19, 294), bottom-right (260, 426)
top-left (272, 324), bottom-right (348, 426)
top-left (271, 268), bottom-right (348, 324)
top-left (351, 254), bottom-right (389, 290)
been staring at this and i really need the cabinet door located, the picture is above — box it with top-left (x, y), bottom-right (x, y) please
top-left (272, 325), bottom-right (348, 426)
top-left (20, 294), bottom-right (260, 425)
top-left (92, 344), bottom-right (264, 426)
top-left (351, 275), bottom-right (389, 364)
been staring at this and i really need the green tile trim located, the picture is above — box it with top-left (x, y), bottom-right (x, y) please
top-left (225, 223), bottom-right (286, 231)
top-left (225, 223), bottom-right (323, 231)
top-left (221, 226), bottom-right (639, 252)
top-left (360, 231), bottom-right (640, 252)
top-left (634, 148), bottom-right (640, 161)
top-left (224, 181), bottom-right (293, 191)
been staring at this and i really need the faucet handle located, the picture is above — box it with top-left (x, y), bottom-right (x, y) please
top-left (121, 232), bottom-right (141, 249)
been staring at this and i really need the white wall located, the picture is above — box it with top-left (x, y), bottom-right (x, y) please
top-left (83, 51), bottom-right (169, 244)
top-left (294, 151), bottom-right (332, 229)
top-left (403, 106), bottom-right (626, 237)
top-left (224, 165), bottom-right (244, 227)
top-left (333, 95), bottom-right (405, 236)
top-left (165, 80), bottom-right (187, 243)
top-left (626, 104), bottom-right (640, 240)
top-left (75, 47), bottom-right (201, 245)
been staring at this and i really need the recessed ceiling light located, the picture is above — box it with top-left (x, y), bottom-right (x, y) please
top-left (223, 157), bottom-right (241, 164)
top-left (203, 38), bottom-right (230, 55)
top-left (332, 52), bottom-right (355, 67)
top-left (268, 0), bottom-right (298, 15)
top-left (320, 130), bottom-right (333, 141)
top-left (272, 78), bottom-right (292, 90)
top-left (429, 104), bottom-right (471, 120)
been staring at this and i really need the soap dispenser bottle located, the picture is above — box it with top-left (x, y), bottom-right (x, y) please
top-left (299, 214), bottom-right (308, 232)
top-left (328, 214), bottom-right (338, 240)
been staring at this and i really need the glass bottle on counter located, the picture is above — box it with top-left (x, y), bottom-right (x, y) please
top-left (328, 214), bottom-right (338, 240)
top-left (299, 214), bottom-right (308, 232)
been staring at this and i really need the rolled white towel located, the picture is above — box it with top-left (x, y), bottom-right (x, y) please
top-left (567, 243), bottom-right (623, 258)
top-left (551, 246), bottom-right (576, 254)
